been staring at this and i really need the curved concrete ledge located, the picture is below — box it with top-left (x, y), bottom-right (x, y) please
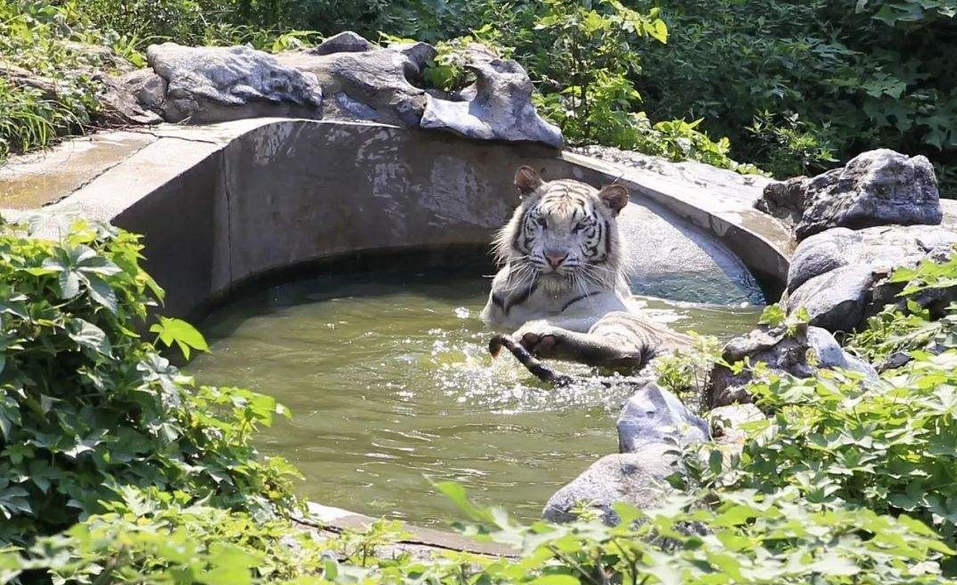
top-left (561, 152), bottom-right (793, 292)
top-left (1, 118), bottom-right (792, 315)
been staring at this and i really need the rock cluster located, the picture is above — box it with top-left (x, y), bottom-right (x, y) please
top-left (707, 322), bottom-right (876, 408)
top-left (755, 148), bottom-right (956, 333)
top-left (785, 225), bottom-right (957, 332)
top-left (543, 381), bottom-right (708, 525)
top-left (100, 33), bottom-right (562, 147)
top-left (757, 149), bottom-right (942, 240)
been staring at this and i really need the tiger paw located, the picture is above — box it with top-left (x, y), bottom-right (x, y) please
top-left (517, 326), bottom-right (565, 358)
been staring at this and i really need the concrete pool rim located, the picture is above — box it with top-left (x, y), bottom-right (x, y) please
top-left (1, 118), bottom-right (793, 318)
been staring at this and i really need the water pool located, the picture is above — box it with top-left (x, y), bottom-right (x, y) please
top-left (188, 270), bottom-right (761, 526)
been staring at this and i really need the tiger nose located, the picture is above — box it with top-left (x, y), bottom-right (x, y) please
top-left (545, 252), bottom-right (567, 268)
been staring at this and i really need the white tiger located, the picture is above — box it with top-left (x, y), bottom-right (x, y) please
top-left (481, 166), bottom-right (688, 377)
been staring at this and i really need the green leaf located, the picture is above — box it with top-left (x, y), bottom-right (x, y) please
top-left (87, 275), bottom-right (118, 314)
top-left (57, 270), bottom-right (81, 299)
top-left (68, 319), bottom-right (112, 357)
top-left (433, 481), bottom-right (494, 523)
top-left (150, 317), bottom-right (209, 360)
top-left (759, 304), bottom-right (787, 327)
top-left (709, 449), bottom-right (724, 475)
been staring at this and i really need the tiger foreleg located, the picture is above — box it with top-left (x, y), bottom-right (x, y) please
top-left (514, 324), bottom-right (651, 371)
top-left (488, 334), bottom-right (573, 386)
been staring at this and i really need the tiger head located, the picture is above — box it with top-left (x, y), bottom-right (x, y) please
top-left (494, 166), bottom-right (629, 292)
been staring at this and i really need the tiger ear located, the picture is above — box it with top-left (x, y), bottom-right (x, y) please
top-left (598, 184), bottom-right (629, 216)
top-left (514, 166), bottom-right (543, 197)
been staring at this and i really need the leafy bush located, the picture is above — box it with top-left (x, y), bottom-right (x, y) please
top-left (0, 221), bottom-right (298, 547)
top-left (844, 252), bottom-right (957, 363)
top-left (712, 360), bottom-right (957, 544)
top-left (0, 81), bottom-right (80, 162)
top-left (526, 0), bottom-right (666, 143)
top-left (417, 1), bottom-right (762, 173)
top-left (6, 483), bottom-right (955, 584)
top-left (7, 488), bottom-right (326, 584)
top-left (848, 301), bottom-right (957, 365)
top-left (632, 0), bottom-right (957, 189)
top-left (691, 255), bottom-right (957, 546)
top-left (0, 0), bottom-right (109, 161)
top-left (652, 331), bottom-right (721, 411)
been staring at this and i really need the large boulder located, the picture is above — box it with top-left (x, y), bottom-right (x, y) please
top-left (707, 322), bottom-right (876, 408)
top-left (542, 444), bottom-right (678, 525)
top-left (276, 41), bottom-right (433, 127)
top-left (98, 69), bottom-right (167, 125)
top-left (92, 35), bottom-right (564, 146)
top-left (786, 264), bottom-right (874, 333)
top-left (420, 46), bottom-right (563, 147)
top-left (279, 37), bottom-right (562, 146)
top-left (757, 149), bottom-right (942, 240)
top-left (616, 383), bottom-right (709, 453)
top-left (146, 43), bottom-right (324, 123)
top-left (785, 225), bottom-right (957, 332)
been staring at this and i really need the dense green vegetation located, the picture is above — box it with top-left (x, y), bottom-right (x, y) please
top-left (0, 221), bottom-right (299, 550)
top-left (0, 219), bottom-right (955, 583)
top-left (5, 0), bottom-right (956, 192)
top-left (4, 1), bottom-right (957, 581)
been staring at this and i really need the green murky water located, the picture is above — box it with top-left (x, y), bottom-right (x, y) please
top-left (188, 270), bottom-right (762, 526)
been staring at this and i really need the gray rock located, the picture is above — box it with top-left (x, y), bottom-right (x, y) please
top-left (785, 225), bottom-right (957, 332)
top-left (103, 39), bottom-right (561, 146)
top-left (333, 92), bottom-right (379, 120)
top-left (755, 177), bottom-right (806, 226)
top-left (309, 31), bottom-right (374, 55)
top-left (147, 43), bottom-right (323, 123)
top-left (542, 444), bottom-right (678, 525)
top-left (421, 49), bottom-right (563, 147)
top-left (98, 69), bottom-right (167, 125)
top-left (617, 383), bottom-right (709, 453)
top-left (708, 323), bottom-right (876, 407)
top-left (786, 264), bottom-right (874, 332)
top-left (276, 43), bottom-right (433, 127)
top-left (0, 63), bottom-right (60, 101)
top-left (278, 41), bottom-right (563, 146)
top-left (786, 227), bottom-right (860, 293)
top-left (806, 327), bottom-right (877, 380)
top-left (617, 199), bottom-right (766, 305)
top-left (758, 149), bottom-right (942, 240)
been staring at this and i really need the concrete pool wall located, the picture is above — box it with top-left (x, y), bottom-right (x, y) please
top-left (0, 118), bottom-right (793, 316)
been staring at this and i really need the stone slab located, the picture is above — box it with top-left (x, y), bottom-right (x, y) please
top-left (0, 131), bottom-right (156, 210)
top-left (303, 501), bottom-right (516, 558)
